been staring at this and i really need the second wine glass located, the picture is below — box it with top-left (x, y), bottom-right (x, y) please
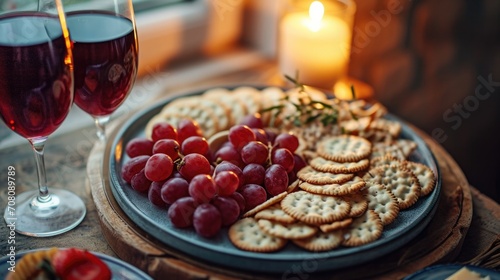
top-left (65, 0), bottom-right (138, 141)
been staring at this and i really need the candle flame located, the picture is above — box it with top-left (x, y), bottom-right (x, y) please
top-left (309, 1), bottom-right (324, 32)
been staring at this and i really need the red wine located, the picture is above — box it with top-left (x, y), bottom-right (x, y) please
top-left (67, 11), bottom-right (138, 116)
top-left (0, 13), bottom-right (73, 139)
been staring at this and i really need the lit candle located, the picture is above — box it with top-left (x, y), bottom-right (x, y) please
top-left (279, 0), bottom-right (355, 90)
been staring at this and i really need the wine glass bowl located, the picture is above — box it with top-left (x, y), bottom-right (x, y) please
top-left (0, 0), bottom-right (86, 237)
top-left (65, 0), bottom-right (139, 141)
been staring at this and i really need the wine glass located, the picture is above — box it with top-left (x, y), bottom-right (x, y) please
top-left (0, 0), bottom-right (86, 236)
top-left (64, 0), bottom-right (139, 141)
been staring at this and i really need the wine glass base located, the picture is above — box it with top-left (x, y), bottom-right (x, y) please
top-left (4, 189), bottom-right (86, 237)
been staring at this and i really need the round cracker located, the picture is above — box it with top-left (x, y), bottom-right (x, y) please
top-left (281, 191), bottom-right (351, 225)
top-left (342, 210), bottom-right (383, 247)
top-left (254, 204), bottom-right (296, 224)
top-left (299, 176), bottom-right (366, 196)
top-left (229, 218), bottom-right (287, 252)
top-left (293, 230), bottom-right (344, 252)
top-left (366, 183), bottom-right (400, 226)
top-left (310, 157), bottom-right (370, 174)
top-left (297, 166), bottom-right (354, 185)
top-left (257, 219), bottom-right (317, 240)
top-left (403, 161), bottom-right (437, 197)
top-left (317, 135), bottom-right (372, 163)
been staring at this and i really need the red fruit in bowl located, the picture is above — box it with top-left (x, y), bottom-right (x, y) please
top-left (125, 137), bottom-right (154, 157)
top-left (51, 248), bottom-right (111, 280)
top-left (177, 153), bottom-right (211, 181)
top-left (152, 122), bottom-right (178, 142)
top-left (193, 203), bottom-right (222, 238)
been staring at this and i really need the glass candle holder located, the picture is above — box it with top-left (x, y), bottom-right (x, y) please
top-left (279, 0), bottom-right (356, 90)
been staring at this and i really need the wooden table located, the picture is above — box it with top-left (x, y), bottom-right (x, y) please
top-left (1, 63), bottom-right (499, 279)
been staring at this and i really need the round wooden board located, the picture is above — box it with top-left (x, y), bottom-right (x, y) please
top-left (88, 117), bottom-right (473, 280)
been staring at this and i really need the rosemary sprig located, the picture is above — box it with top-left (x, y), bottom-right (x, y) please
top-left (261, 74), bottom-right (339, 127)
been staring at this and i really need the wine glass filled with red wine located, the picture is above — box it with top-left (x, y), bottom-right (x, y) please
top-left (64, 0), bottom-right (138, 141)
top-left (0, 0), bottom-right (86, 236)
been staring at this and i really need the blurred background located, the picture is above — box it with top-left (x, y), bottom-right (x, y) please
top-left (1, 0), bottom-right (498, 202)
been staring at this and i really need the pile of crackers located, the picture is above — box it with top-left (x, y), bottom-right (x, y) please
top-left (145, 86), bottom-right (437, 253)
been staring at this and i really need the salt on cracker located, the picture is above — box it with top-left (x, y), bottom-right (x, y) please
top-left (342, 210), bottom-right (383, 247)
top-left (317, 135), bottom-right (372, 163)
top-left (228, 217), bottom-right (287, 253)
top-left (281, 191), bottom-right (351, 225)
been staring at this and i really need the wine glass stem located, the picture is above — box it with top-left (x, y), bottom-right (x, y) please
top-left (94, 116), bottom-right (110, 142)
top-left (30, 138), bottom-right (51, 203)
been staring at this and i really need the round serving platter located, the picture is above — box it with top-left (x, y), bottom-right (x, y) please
top-left (106, 86), bottom-right (442, 274)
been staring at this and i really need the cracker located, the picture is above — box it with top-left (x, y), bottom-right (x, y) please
top-left (229, 218), bottom-right (287, 252)
top-left (364, 165), bottom-right (421, 210)
top-left (254, 204), bottom-right (296, 224)
top-left (317, 135), bottom-right (372, 163)
top-left (281, 191), bottom-right (351, 225)
top-left (287, 179), bottom-right (301, 193)
top-left (403, 161), bottom-right (437, 197)
top-left (394, 139), bottom-right (417, 158)
top-left (297, 166), bottom-right (354, 185)
top-left (293, 230), bottom-right (344, 252)
top-left (369, 154), bottom-right (402, 169)
top-left (159, 101), bottom-right (219, 137)
top-left (299, 176), bottom-right (366, 196)
top-left (368, 118), bottom-right (402, 138)
top-left (342, 210), bottom-right (383, 247)
top-left (370, 142), bottom-right (406, 160)
top-left (366, 183), bottom-right (400, 226)
top-left (257, 219), bottom-right (318, 240)
top-left (203, 88), bottom-right (248, 126)
top-left (345, 191), bottom-right (369, 218)
top-left (231, 86), bottom-right (262, 116)
top-left (319, 218), bottom-right (353, 233)
top-left (309, 157), bottom-right (370, 174)
top-left (243, 191), bottom-right (287, 218)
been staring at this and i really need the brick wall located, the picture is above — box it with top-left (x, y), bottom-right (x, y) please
top-left (349, 0), bottom-right (500, 201)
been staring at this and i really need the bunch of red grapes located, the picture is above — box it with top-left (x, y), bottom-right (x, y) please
top-left (120, 114), bottom-right (306, 238)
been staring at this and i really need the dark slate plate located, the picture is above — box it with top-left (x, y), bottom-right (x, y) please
top-left (106, 86), bottom-right (442, 274)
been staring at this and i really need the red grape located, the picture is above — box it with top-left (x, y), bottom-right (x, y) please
top-left (242, 163), bottom-right (266, 185)
top-left (121, 155), bottom-right (149, 183)
top-left (239, 184), bottom-right (267, 212)
top-left (293, 154), bottom-right (307, 173)
top-left (274, 133), bottom-right (299, 153)
top-left (181, 136), bottom-right (209, 155)
top-left (212, 196), bottom-right (240, 226)
top-left (161, 177), bottom-right (189, 205)
top-left (239, 113), bottom-right (264, 129)
top-left (144, 153), bottom-right (174, 182)
top-left (189, 174), bottom-right (217, 203)
top-left (265, 164), bottom-right (289, 196)
top-left (148, 181), bottom-right (167, 207)
top-left (153, 139), bottom-right (180, 161)
top-left (271, 148), bottom-right (295, 173)
top-left (193, 203), bottom-right (222, 238)
top-left (214, 144), bottom-right (243, 167)
top-left (152, 122), bottom-right (178, 142)
top-left (168, 197), bottom-right (198, 228)
top-left (177, 153), bottom-right (211, 181)
top-left (252, 128), bottom-right (268, 145)
top-left (229, 192), bottom-right (246, 215)
top-left (177, 119), bottom-right (203, 144)
top-left (130, 169), bottom-right (152, 193)
top-left (214, 161), bottom-right (244, 188)
top-left (125, 138), bottom-right (154, 157)
top-left (228, 125), bottom-right (255, 151)
top-left (240, 141), bottom-right (269, 165)
top-left (214, 171), bottom-right (239, 196)
top-left (264, 128), bottom-right (277, 144)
